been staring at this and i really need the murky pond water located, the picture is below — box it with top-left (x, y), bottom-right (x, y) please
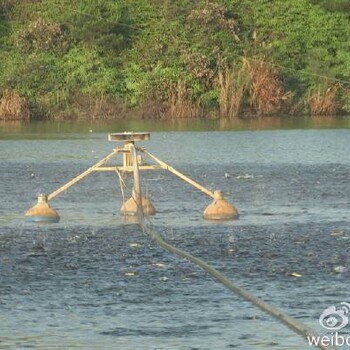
top-left (0, 119), bottom-right (349, 349)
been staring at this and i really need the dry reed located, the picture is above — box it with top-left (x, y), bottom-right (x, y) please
top-left (243, 58), bottom-right (291, 116)
top-left (217, 65), bottom-right (246, 118)
top-left (167, 80), bottom-right (202, 118)
top-left (0, 89), bottom-right (31, 120)
top-left (307, 83), bottom-right (341, 116)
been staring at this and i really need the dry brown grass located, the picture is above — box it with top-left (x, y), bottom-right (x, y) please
top-left (167, 80), bottom-right (202, 118)
top-left (243, 58), bottom-right (291, 116)
top-left (0, 89), bottom-right (31, 120)
top-left (217, 64), bottom-right (247, 118)
top-left (307, 83), bottom-right (341, 116)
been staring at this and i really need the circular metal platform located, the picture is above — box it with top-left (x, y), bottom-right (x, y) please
top-left (108, 132), bottom-right (150, 142)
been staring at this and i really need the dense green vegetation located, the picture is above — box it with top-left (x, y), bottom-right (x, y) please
top-left (0, 0), bottom-right (350, 120)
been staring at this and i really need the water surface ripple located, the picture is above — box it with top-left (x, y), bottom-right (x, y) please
top-left (0, 130), bottom-right (349, 349)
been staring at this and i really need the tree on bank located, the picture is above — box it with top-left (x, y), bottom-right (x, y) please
top-left (0, 0), bottom-right (350, 120)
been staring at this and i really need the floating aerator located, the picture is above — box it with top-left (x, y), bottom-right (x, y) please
top-left (25, 194), bottom-right (60, 223)
top-left (121, 191), bottom-right (156, 216)
top-left (24, 132), bottom-right (238, 223)
top-left (203, 190), bottom-right (239, 220)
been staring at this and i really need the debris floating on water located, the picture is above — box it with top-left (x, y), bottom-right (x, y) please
top-left (151, 262), bottom-right (166, 268)
top-left (129, 242), bottom-right (141, 248)
top-left (236, 174), bottom-right (254, 179)
top-left (330, 230), bottom-right (344, 236)
top-left (124, 271), bottom-right (137, 276)
top-left (332, 266), bottom-right (347, 274)
top-left (289, 272), bottom-right (302, 278)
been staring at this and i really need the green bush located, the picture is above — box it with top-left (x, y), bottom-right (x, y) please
top-left (0, 0), bottom-right (349, 119)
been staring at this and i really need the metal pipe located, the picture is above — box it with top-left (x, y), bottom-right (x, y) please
top-left (129, 143), bottom-right (143, 219)
top-left (47, 149), bottom-right (120, 201)
top-left (140, 149), bottom-right (215, 199)
top-left (94, 165), bottom-right (162, 172)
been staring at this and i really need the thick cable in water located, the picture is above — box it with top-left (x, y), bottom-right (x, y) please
top-left (129, 144), bottom-right (336, 350)
top-left (141, 224), bottom-right (337, 350)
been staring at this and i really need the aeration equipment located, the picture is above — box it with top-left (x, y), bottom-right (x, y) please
top-left (25, 132), bottom-right (239, 223)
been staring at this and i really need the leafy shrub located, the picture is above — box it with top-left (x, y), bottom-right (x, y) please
top-left (14, 18), bottom-right (67, 53)
top-left (0, 0), bottom-right (350, 119)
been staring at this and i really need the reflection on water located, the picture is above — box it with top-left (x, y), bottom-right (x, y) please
top-left (0, 115), bottom-right (349, 139)
top-left (0, 127), bottom-right (349, 349)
